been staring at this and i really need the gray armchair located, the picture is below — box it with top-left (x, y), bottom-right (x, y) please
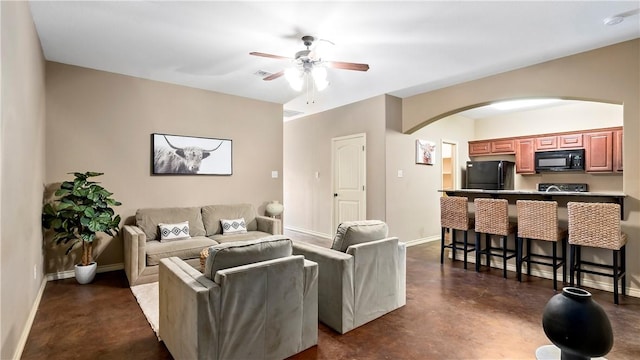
top-left (159, 236), bottom-right (318, 360)
top-left (292, 220), bottom-right (406, 334)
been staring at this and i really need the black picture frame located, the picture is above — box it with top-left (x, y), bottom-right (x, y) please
top-left (151, 133), bottom-right (232, 175)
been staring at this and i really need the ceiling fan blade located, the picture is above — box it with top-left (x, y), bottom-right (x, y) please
top-left (263, 71), bottom-right (284, 81)
top-left (249, 52), bottom-right (292, 60)
top-left (326, 61), bottom-right (370, 72)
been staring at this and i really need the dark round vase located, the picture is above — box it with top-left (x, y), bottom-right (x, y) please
top-left (542, 287), bottom-right (613, 360)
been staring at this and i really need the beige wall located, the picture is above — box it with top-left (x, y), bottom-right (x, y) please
top-left (386, 112), bottom-right (474, 242)
top-left (403, 39), bottom-right (640, 296)
top-left (284, 95), bottom-right (387, 237)
top-left (1, 2), bottom-right (47, 358)
top-left (45, 62), bottom-right (283, 273)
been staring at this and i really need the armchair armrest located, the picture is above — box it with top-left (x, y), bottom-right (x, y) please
top-left (292, 241), bottom-right (354, 333)
top-left (159, 257), bottom-right (217, 360)
top-left (123, 225), bottom-right (146, 286)
top-left (256, 215), bottom-right (282, 235)
top-left (346, 237), bottom-right (406, 328)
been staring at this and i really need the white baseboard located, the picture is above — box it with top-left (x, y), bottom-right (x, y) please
top-left (405, 236), bottom-right (440, 247)
top-left (284, 226), bottom-right (333, 240)
top-left (14, 278), bottom-right (47, 360)
top-left (449, 249), bottom-right (640, 298)
top-left (45, 262), bottom-right (124, 281)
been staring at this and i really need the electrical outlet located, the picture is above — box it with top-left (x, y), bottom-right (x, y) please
top-left (33, 264), bottom-right (37, 280)
top-left (271, 171), bottom-right (278, 179)
top-left (397, 170), bottom-right (404, 178)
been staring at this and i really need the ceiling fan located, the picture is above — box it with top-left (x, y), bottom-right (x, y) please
top-left (249, 35), bottom-right (370, 82)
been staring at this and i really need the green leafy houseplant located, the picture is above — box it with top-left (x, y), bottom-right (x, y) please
top-left (42, 172), bottom-right (122, 266)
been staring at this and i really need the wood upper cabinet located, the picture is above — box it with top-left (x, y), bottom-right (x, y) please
top-left (469, 139), bottom-right (515, 155)
top-left (613, 129), bottom-right (623, 172)
top-left (468, 141), bottom-right (491, 156)
top-left (491, 139), bottom-right (515, 154)
top-left (535, 136), bottom-right (558, 151)
top-left (515, 139), bottom-right (535, 174)
top-left (584, 131), bottom-right (613, 172)
top-left (559, 134), bottom-right (583, 149)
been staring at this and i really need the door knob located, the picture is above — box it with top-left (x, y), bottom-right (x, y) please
top-left (334, 193), bottom-right (338, 197)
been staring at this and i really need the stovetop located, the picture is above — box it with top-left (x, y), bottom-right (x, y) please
top-left (537, 183), bottom-right (589, 192)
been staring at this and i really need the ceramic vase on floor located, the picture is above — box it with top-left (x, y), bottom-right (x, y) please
top-left (74, 262), bottom-right (97, 284)
top-left (266, 200), bottom-right (284, 218)
top-left (541, 287), bottom-right (613, 360)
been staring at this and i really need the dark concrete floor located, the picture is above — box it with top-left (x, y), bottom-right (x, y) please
top-left (22, 231), bottom-right (640, 359)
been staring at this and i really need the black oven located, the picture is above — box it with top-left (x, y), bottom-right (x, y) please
top-left (534, 149), bottom-right (585, 172)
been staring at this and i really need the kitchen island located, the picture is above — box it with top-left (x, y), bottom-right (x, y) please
top-left (438, 189), bottom-right (626, 219)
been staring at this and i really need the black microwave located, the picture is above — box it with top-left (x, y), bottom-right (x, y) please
top-left (534, 149), bottom-right (585, 172)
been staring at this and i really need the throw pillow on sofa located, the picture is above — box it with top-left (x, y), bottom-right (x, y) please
top-left (221, 218), bottom-right (247, 235)
top-left (158, 221), bottom-right (191, 242)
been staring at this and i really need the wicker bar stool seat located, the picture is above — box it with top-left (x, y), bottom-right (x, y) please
top-left (474, 198), bottom-right (517, 278)
top-left (440, 196), bottom-right (475, 269)
top-left (568, 202), bottom-right (627, 304)
top-left (516, 200), bottom-right (567, 290)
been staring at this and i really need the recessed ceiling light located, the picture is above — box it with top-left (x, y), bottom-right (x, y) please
top-left (603, 16), bottom-right (624, 26)
top-left (490, 99), bottom-right (561, 111)
top-left (603, 8), bottom-right (640, 26)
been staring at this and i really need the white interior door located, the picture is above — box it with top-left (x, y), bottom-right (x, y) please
top-left (332, 133), bottom-right (366, 231)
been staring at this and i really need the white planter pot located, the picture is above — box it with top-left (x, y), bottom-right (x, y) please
top-left (74, 262), bottom-right (97, 284)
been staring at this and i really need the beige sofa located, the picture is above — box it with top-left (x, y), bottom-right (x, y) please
top-left (124, 203), bottom-right (281, 286)
top-left (292, 220), bottom-right (406, 334)
top-left (159, 236), bottom-right (318, 360)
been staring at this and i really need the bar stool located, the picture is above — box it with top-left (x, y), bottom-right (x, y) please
top-left (516, 200), bottom-right (567, 290)
top-left (474, 198), bottom-right (517, 278)
top-left (567, 202), bottom-right (627, 304)
top-left (440, 196), bottom-right (475, 269)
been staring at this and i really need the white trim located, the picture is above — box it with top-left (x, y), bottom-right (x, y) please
top-left (13, 278), bottom-right (47, 360)
top-left (449, 250), bottom-right (640, 298)
top-left (405, 236), bottom-right (440, 247)
top-left (284, 225), bottom-right (332, 240)
top-left (45, 262), bottom-right (124, 281)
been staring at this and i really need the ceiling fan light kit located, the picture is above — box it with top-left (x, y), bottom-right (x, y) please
top-left (250, 35), bottom-right (369, 103)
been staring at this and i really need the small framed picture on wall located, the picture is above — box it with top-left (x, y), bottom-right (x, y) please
top-left (416, 139), bottom-right (436, 165)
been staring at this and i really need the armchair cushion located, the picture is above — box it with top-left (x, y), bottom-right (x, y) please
top-left (136, 207), bottom-right (205, 241)
top-left (204, 235), bottom-right (292, 281)
top-left (331, 220), bottom-right (389, 252)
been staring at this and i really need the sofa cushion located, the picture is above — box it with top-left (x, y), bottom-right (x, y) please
top-left (202, 204), bottom-right (258, 235)
top-left (204, 235), bottom-right (292, 280)
top-left (146, 236), bottom-right (217, 266)
top-left (221, 218), bottom-right (248, 235)
top-left (136, 207), bottom-right (206, 241)
top-left (331, 220), bottom-right (389, 252)
top-left (159, 221), bottom-right (191, 242)
top-left (209, 231), bottom-right (273, 244)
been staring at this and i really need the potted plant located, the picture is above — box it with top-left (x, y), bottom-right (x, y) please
top-left (42, 171), bottom-right (121, 284)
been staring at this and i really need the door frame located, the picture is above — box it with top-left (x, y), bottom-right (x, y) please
top-left (440, 139), bottom-right (458, 190)
top-left (331, 132), bottom-right (367, 232)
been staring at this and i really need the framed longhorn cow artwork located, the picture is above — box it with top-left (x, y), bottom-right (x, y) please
top-left (152, 133), bottom-right (232, 175)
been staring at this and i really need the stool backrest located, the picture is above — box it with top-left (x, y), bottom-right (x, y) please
top-left (516, 200), bottom-right (559, 241)
top-left (474, 198), bottom-right (510, 236)
top-left (440, 196), bottom-right (470, 230)
top-left (567, 202), bottom-right (623, 250)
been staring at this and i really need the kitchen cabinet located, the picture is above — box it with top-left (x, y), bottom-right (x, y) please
top-left (515, 139), bottom-right (535, 174)
top-left (535, 136), bottom-right (557, 151)
top-left (584, 131), bottom-right (613, 172)
top-left (559, 134), bottom-right (583, 148)
top-left (613, 129), bottom-right (623, 172)
top-left (469, 139), bottom-right (514, 156)
top-left (490, 139), bottom-right (515, 154)
top-left (469, 141), bottom-right (491, 156)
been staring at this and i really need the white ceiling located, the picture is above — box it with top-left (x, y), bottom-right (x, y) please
top-left (28, 1), bottom-right (640, 121)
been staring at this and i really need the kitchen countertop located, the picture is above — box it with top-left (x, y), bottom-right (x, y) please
top-left (438, 189), bottom-right (626, 218)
